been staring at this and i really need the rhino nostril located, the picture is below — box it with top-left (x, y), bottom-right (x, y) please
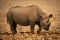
top-left (43, 26), bottom-right (49, 31)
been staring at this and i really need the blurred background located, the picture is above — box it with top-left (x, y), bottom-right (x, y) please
top-left (0, 0), bottom-right (60, 40)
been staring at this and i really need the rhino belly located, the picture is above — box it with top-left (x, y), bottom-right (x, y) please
top-left (13, 14), bottom-right (30, 26)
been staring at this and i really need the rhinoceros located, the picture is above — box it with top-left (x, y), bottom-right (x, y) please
top-left (7, 5), bottom-right (53, 35)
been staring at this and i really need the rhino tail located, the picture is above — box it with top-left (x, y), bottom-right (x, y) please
top-left (6, 9), bottom-right (13, 24)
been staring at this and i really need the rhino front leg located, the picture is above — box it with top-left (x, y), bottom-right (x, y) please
top-left (30, 22), bottom-right (35, 34)
top-left (37, 23), bottom-right (42, 33)
top-left (37, 26), bottom-right (42, 33)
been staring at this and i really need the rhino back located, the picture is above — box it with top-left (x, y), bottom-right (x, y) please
top-left (10, 5), bottom-right (39, 25)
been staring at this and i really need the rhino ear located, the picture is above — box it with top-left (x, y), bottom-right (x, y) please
top-left (49, 14), bottom-right (53, 18)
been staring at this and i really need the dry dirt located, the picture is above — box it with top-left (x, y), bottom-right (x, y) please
top-left (0, 0), bottom-right (60, 40)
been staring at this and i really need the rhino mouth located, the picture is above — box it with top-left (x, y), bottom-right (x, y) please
top-left (43, 23), bottom-right (51, 31)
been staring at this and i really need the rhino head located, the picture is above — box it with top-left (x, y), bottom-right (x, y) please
top-left (40, 14), bottom-right (53, 31)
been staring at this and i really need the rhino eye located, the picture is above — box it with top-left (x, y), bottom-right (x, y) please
top-left (46, 19), bottom-right (49, 23)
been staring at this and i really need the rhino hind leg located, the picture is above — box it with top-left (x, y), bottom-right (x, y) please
top-left (10, 21), bottom-right (17, 35)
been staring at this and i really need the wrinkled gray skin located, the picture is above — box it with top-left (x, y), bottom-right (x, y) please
top-left (7, 5), bottom-right (52, 35)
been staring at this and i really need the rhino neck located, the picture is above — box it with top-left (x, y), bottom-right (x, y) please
top-left (37, 6), bottom-right (47, 19)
